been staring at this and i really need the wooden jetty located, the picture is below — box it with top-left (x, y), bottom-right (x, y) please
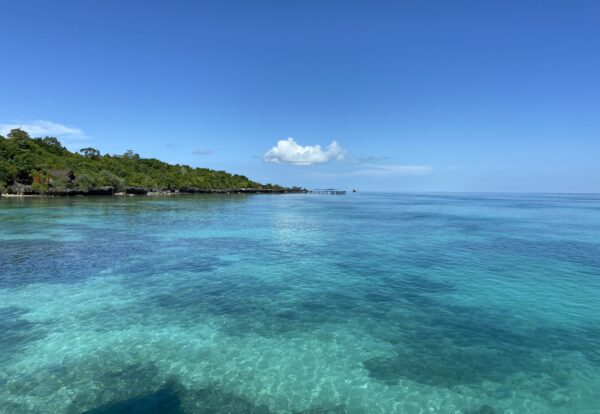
top-left (308, 188), bottom-right (346, 195)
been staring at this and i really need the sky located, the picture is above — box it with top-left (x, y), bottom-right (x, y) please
top-left (1, 0), bottom-right (599, 192)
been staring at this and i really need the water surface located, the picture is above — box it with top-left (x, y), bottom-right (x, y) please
top-left (1, 193), bottom-right (599, 413)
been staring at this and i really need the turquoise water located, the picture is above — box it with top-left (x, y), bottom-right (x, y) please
top-left (1, 193), bottom-right (600, 414)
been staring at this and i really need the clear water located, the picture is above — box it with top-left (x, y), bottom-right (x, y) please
top-left (1, 193), bottom-right (599, 414)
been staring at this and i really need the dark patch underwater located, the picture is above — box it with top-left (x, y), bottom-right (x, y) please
top-left (0, 306), bottom-right (46, 361)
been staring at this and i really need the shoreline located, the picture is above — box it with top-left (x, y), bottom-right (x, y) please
top-left (1, 187), bottom-right (308, 198)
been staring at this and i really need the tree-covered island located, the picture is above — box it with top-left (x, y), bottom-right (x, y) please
top-left (0, 129), bottom-right (304, 196)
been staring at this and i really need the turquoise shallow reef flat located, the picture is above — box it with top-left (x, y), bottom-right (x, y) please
top-left (1, 193), bottom-right (600, 414)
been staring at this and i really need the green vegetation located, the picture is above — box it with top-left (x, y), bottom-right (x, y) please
top-left (0, 129), bottom-right (291, 194)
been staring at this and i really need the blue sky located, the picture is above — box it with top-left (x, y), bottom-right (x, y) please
top-left (1, 0), bottom-right (599, 192)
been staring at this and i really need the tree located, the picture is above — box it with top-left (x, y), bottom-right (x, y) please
top-left (12, 152), bottom-right (36, 183)
top-left (80, 147), bottom-right (101, 158)
top-left (0, 160), bottom-right (15, 184)
top-left (7, 129), bottom-right (31, 149)
top-left (41, 137), bottom-right (66, 154)
top-left (7, 128), bottom-right (30, 141)
top-left (122, 150), bottom-right (140, 160)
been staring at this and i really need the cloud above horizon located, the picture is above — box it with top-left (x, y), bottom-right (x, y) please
top-left (347, 164), bottom-right (431, 177)
top-left (192, 149), bottom-right (213, 156)
top-left (0, 120), bottom-right (85, 139)
top-left (263, 138), bottom-right (345, 165)
top-left (308, 164), bottom-right (432, 179)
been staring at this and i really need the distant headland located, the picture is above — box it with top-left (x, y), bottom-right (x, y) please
top-left (0, 129), bottom-right (305, 196)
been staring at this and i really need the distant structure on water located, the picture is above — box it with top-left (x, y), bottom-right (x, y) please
top-left (308, 189), bottom-right (346, 195)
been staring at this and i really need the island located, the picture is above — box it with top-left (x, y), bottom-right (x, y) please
top-left (0, 129), bottom-right (306, 196)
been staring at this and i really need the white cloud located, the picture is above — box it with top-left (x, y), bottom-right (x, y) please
top-left (192, 149), bottom-right (213, 156)
top-left (346, 155), bottom-right (390, 164)
top-left (346, 164), bottom-right (431, 177)
top-left (263, 138), bottom-right (345, 165)
top-left (0, 120), bottom-right (85, 139)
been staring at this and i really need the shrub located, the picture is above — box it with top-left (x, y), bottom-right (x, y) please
top-left (100, 170), bottom-right (125, 192)
top-left (74, 173), bottom-right (95, 192)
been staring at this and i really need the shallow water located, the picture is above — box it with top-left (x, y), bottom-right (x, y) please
top-left (1, 193), bottom-right (599, 413)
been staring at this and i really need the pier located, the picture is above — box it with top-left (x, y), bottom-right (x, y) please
top-left (308, 189), bottom-right (346, 195)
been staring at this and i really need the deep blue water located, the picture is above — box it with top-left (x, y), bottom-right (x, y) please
top-left (1, 193), bottom-right (599, 413)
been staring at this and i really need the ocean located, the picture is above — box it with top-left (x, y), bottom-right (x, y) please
top-left (1, 193), bottom-right (599, 413)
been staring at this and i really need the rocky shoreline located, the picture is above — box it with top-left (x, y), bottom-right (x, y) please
top-left (1, 185), bottom-right (307, 197)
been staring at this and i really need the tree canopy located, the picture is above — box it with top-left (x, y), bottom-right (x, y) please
top-left (0, 129), bottom-right (287, 193)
